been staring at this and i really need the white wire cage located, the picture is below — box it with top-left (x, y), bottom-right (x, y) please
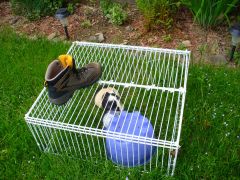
top-left (25, 41), bottom-right (190, 176)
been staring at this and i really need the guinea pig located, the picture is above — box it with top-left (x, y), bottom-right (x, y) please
top-left (94, 87), bottom-right (123, 112)
top-left (94, 87), bottom-right (124, 128)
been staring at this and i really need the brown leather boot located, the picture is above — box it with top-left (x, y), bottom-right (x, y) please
top-left (45, 55), bottom-right (101, 105)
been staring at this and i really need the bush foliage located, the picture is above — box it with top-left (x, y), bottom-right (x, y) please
top-left (136, 0), bottom-right (181, 30)
top-left (10, 0), bottom-right (75, 20)
top-left (100, 0), bottom-right (127, 26)
top-left (181, 0), bottom-right (239, 28)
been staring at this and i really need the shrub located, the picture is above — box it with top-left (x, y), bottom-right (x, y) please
top-left (181, 0), bottom-right (239, 28)
top-left (106, 4), bottom-right (127, 25)
top-left (136, 0), bottom-right (180, 30)
top-left (100, 0), bottom-right (111, 16)
top-left (100, 0), bottom-right (127, 26)
top-left (162, 34), bottom-right (172, 42)
top-left (10, 0), bottom-right (75, 20)
top-left (81, 20), bottom-right (92, 28)
top-left (67, 3), bottom-right (74, 14)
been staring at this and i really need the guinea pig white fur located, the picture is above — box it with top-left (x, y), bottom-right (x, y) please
top-left (95, 87), bottom-right (124, 128)
top-left (94, 87), bottom-right (123, 111)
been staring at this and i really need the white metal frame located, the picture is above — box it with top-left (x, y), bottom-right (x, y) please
top-left (25, 41), bottom-right (190, 176)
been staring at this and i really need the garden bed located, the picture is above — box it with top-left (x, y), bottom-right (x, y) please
top-left (0, 1), bottom-right (234, 64)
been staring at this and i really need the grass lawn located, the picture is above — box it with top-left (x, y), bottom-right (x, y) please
top-left (0, 27), bottom-right (239, 179)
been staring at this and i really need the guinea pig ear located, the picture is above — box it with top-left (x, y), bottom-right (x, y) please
top-left (94, 85), bottom-right (111, 96)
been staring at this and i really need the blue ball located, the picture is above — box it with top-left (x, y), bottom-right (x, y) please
top-left (105, 111), bottom-right (156, 167)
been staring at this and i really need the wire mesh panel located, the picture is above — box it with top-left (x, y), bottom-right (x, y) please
top-left (25, 42), bottom-right (190, 176)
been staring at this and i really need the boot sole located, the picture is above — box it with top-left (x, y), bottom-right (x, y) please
top-left (49, 70), bottom-right (102, 105)
top-left (49, 91), bottom-right (74, 105)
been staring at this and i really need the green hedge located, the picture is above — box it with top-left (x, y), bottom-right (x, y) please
top-left (181, 0), bottom-right (239, 28)
top-left (136, 0), bottom-right (181, 30)
top-left (10, 0), bottom-right (75, 20)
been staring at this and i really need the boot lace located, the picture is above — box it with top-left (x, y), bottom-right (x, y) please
top-left (76, 67), bottom-right (88, 79)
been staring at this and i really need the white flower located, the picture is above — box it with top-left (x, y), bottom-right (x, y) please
top-left (223, 122), bottom-right (228, 126)
top-left (225, 132), bottom-right (230, 137)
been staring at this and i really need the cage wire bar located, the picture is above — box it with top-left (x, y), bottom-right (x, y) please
top-left (25, 41), bottom-right (190, 176)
